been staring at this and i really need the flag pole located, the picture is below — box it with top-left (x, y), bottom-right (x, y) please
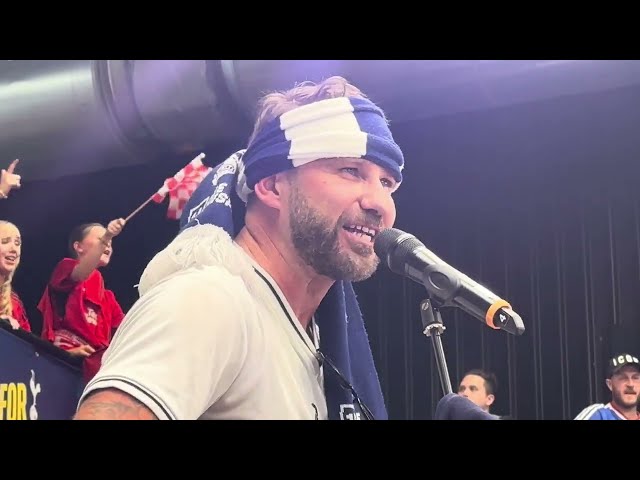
top-left (122, 152), bottom-right (208, 224)
top-left (124, 195), bottom-right (155, 223)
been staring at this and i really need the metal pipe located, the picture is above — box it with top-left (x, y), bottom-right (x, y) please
top-left (0, 60), bottom-right (163, 181)
top-left (2, 60), bottom-right (639, 181)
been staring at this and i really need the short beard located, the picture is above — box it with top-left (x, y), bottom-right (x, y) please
top-left (288, 185), bottom-right (379, 282)
top-left (612, 388), bottom-right (639, 410)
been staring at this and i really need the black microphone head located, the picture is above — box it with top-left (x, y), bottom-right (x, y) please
top-left (373, 227), bottom-right (405, 257)
top-left (374, 228), bottom-right (424, 273)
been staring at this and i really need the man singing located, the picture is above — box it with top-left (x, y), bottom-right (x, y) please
top-left (73, 76), bottom-right (405, 420)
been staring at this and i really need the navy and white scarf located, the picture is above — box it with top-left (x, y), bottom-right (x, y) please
top-left (181, 96), bottom-right (404, 420)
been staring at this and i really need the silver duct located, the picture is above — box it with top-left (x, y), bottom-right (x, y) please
top-left (1, 60), bottom-right (639, 181)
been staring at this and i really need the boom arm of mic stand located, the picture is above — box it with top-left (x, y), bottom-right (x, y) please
top-left (420, 298), bottom-right (453, 396)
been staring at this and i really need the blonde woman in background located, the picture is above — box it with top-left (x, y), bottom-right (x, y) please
top-left (0, 220), bottom-right (30, 331)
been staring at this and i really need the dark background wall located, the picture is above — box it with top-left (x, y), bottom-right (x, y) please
top-left (2, 82), bottom-right (639, 420)
top-left (359, 83), bottom-right (640, 420)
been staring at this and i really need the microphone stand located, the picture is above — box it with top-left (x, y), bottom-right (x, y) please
top-left (420, 298), bottom-right (453, 396)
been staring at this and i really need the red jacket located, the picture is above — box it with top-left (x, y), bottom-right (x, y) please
top-left (38, 258), bottom-right (125, 381)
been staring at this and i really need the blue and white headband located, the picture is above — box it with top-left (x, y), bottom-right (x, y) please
top-left (236, 96), bottom-right (404, 202)
top-left (182, 96), bottom-right (404, 230)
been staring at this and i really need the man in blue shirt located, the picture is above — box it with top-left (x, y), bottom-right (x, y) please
top-left (575, 353), bottom-right (640, 420)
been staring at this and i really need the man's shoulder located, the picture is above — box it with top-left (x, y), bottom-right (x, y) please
top-left (137, 224), bottom-right (255, 297)
top-left (574, 403), bottom-right (609, 420)
top-left (148, 265), bottom-right (251, 299)
top-left (120, 264), bottom-right (260, 342)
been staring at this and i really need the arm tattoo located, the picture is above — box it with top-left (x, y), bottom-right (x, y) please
top-left (74, 388), bottom-right (159, 420)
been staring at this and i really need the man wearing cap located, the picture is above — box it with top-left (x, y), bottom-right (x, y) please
top-left (575, 353), bottom-right (640, 420)
top-left (72, 76), bottom-right (404, 420)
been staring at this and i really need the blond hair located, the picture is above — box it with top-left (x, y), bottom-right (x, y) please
top-left (247, 75), bottom-right (377, 147)
top-left (0, 221), bottom-right (19, 318)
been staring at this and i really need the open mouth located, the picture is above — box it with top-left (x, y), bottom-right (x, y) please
top-left (4, 255), bottom-right (17, 263)
top-left (342, 224), bottom-right (379, 243)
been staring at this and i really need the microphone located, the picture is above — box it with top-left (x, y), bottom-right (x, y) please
top-left (434, 393), bottom-right (499, 420)
top-left (374, 228), bottom-right (525, 336)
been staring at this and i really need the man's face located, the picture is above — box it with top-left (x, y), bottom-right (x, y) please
top-left (458, 374), bottom-right (494, 412)
top-left (284, 157), bottom-right (398, 282)
top-left (607, 365), bottom-right (640, 409)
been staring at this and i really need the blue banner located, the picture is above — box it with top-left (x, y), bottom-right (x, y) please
top-left (0, 327), bottom-right (83, 420)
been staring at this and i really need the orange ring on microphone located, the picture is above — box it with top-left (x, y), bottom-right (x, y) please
top-left (486, 300), bottom-right (512, 329)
